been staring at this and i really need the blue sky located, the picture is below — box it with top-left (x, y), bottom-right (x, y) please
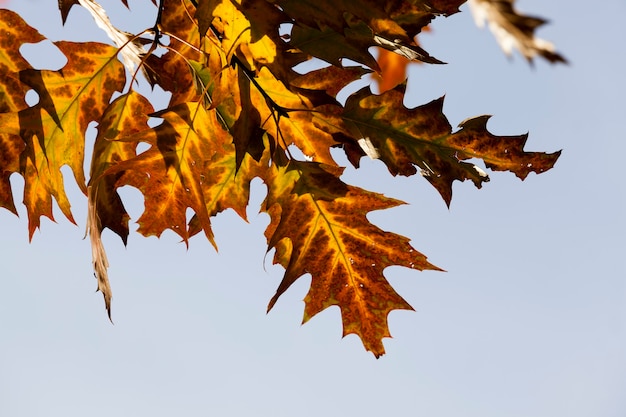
top-left (1, 1), bottom-right (625, 416)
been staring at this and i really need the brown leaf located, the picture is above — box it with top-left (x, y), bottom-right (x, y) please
top-left (338, 88), bottom-right (561, 205)
top-left (58, 0), bottom-right (80, 24)
top-left (195, 0), bottom-right (221, 37)
top-left (426, 0), bottom-right (466, 15)
top-left (273, 0), bottom-right (444, 70)
top-left (264, 160), bottom-right (440, 357)
top-left (188, 134), bottom-right (270, 236)
top-left (0, 134), bottom-right (24, 214)
top-left (290, 66), bottom-right (370, 99)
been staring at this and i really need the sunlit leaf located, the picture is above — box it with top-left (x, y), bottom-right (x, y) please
top-left (105, 102), bottom-right (239, 246)
top-left (0, 40), bottom-right (125, 236)
top-left (264, 160), bottom-right (441, 357)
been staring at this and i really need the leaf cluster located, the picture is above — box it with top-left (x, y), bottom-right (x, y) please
top-left (0, 0), bottom-right (563, 357)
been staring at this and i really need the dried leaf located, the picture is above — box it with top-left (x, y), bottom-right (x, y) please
top-left (468, 0), bottom-right (567, 64)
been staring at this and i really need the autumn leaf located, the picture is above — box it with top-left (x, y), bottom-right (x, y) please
top-left (0, 9), bottom-right (44, 214)
top-left (89, 91), bottom-right (155, 246)
top-left (0, 10), bottom-right (45, 106)
top-left (336, 87), bottom-right (561, 205)
top-left (0, 38), bottom-right (125, 236)
top-left (264, 160), bottom-right (441, 357)
top-left (104, 102), bottom-right (223, 245)
top-left (273, 0), bottom-right (448, 70)
top-left (144, 0), bottom-right (203, 105)
top-left (187, 138), bottom-right (269, 235)
top-left (290, 65), bottom-right (370, 99)
top-left (252, 67), bottom-right (341, 165)
top-left (188, 58), bottom-right (266, 167)
top-left (287, 22), bottom-right (381, 70)
top-left (58, 0), bottom-right (81, 23)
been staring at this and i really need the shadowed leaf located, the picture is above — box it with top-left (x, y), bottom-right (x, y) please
top-left (89, 91), bottom-right (155, 245)
top-left (0, 10), bottom-right (45, 214)
top-left (338, 88), bottom-right (560, 205)
top-left (58, 0), bottom-right (80, 24)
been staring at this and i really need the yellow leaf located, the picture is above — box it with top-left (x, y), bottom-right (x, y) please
top-left (0, 40), bottom-right (125, 236)
top-left (254, 67), bottom-right (341, 165)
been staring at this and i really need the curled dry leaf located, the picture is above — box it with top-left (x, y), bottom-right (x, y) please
top-left (468, 0), bottom-right (567, 64)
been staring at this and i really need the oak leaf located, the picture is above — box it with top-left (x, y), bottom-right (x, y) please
top-left (264, 160), bottom-right (441, 357)
top-left (337, 87), bottom-right (561, 205)
top-left (0, 38), bottom-right (125, 236)
top-left (104, 102), bottom-right (223, 245)
top-left (144, 0), bottom-right (203, 105)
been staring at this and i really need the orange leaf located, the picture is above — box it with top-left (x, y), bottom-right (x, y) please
top-left (106, 102), bottom-right (231, 246)
top-left (374, 47), bottom-right (411, 93)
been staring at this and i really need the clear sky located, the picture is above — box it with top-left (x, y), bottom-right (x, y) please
top-left (1, 1), bottom-right (625, 416)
